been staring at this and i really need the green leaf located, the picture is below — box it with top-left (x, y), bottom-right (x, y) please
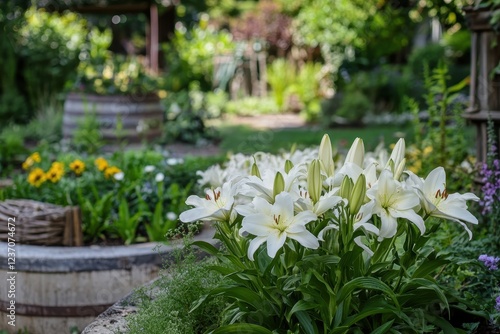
top-left (295, 311), bottom-right (319, 334)
top-left (401, 278), bottom-right (449, 315)
top-left (412, 258), bottom-right (449, 278)
top-left (211, 323), bottom-right (273, 334)
top-left (371, 319), bottom-right (394, 334)
top-left (424, 314), bottom-right (459, 334)
top-left (286, 300), bottom-right (318, 322)
top-left (336, 277), bottom-right (400, 309)
top-left (191, 240), bottom-right (219, 256)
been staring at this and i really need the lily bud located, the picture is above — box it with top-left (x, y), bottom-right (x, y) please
top-left (386, 138), bottom-right (405, 171)
top-left (273, 172), bottom-right (285, 198)
top-left (307, 159), bottom-right (322, 203)
top-left (339, 175), bottom-right (353, 200)
top-left (394, 158), bottom-right (406, 181)
top-left (284, 159), bottom-right (294, 174)
top-left (345, 138), bottom-right (365, 168)
top-left (319, 134), bottom-right (335, 176)
top-left (349, 174), bottom-right (366, 214)
top-left (251, 162), bottom-right (261, 179)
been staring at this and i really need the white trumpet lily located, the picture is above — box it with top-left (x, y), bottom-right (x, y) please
top-left (367, 169), bottom-right (425, 240)
top-left (239, 193), bottom-right (318, 260)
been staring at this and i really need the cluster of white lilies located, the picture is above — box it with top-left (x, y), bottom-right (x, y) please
top-left (180, 134), bottom-right (479, 260)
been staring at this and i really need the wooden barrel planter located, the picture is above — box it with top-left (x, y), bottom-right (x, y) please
top-left (0, 223), bottom-right (215, 334)
top-left (63, 93), bottom-right (164, 150)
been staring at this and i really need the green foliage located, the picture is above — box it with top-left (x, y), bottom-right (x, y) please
top-left (127, 249), bottom-right (226, 334)
top-left (265, 59), bottom-right (324, 120)
top-left (162, 88), bottom-right (223, 144)
top-left (414, 65), bottom-right (469, 164)
top-left (23, 103), bottom-right (63, 145)
top-left (325, 90), bottom-right (371, 126)
top-left (192, 208), bottom-right (484, 332)
top-left (407, 44), bottom-right (448, 80)
top-left (17, 7), bottom-right (87, 110)
top-left (0, 125), bottom-right (28, 176)
top-left (267, 59), bottom-right (296, 111)
top-left (75, 28), bottom-right (158, 95)
top-left (71, 109), bottom-right (104, 155)
top-left (162, 17), bottom-right (235, 92)
top-left (225, 97), bottom-right (279, 116)
top-left (2, 150), bottom-right (218, 244)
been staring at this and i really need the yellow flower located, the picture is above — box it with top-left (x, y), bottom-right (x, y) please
top-left (46, 166), bottom-right (64, 183)
top-left (22, 152), bottom-right (41, 170)
top-left (28, 168), bottom-right (46, 187)
top-left (51, 161), bottom-right (64, 171)
top-left (94, 157), bottom-right (109, 171)
top-left (69, 159), bottom-right (85, 176)
top-left (30, 152), bottom-right (41, 163)
top-left (423, 146), bottom-right (433, 157)
top-left (104, 166), bottom-right (122, 179)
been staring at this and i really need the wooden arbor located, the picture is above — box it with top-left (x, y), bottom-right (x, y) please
top-left (464, 6), bottom-right (500, 163)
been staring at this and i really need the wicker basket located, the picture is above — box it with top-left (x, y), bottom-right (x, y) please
top-left (0, 199), bottom-right (82, 246)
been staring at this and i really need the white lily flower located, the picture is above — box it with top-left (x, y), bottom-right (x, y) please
top-left (294, 188), bottom-right (343, 216)
top-left (367, 169), bottom-right (425, 240)
top-left (415, 167), bottom-right (479, 239)
top-left (180, 181), bottom-right (236, 223)
top-left (239, 193), bottom-right (318, 260)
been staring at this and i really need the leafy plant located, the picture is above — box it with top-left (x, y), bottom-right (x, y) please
top-left (162, 16), bottom-right (235, 92)
top-left (113, 198), bottom-right (143, 245)
top-left (78, 189), bottom-right (114, 242)
top-left (405, 63), bottom-right (474, 192)
top-left (71, 108), bottom-right (104, 155)
top-left (128, 245), bottom-right (226, 334)
top-left (17, 7), bottom-right (87, 111)
top-left (182, 134), bottom-right (483, 332)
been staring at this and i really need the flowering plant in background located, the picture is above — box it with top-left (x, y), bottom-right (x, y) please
top-left (2, 150), bottom-right (193, 244)
top-left (479, 117), bottom-right (500, 237)
top-left (182, 134), bottom-right (483, 332)
top-left (478, 254), bottom-right (500, 322)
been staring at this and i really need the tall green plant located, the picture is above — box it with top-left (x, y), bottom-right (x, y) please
top-left (406, 63), bottom-right (471, 186)
top-left (267, 59), bottom-right (296, 112)
top-left (182, 135), bottom-right (483, 333)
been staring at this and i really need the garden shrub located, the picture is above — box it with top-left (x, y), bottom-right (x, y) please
top-left (225, 96), bottom-right (280, 116)
top-left (407, 43), bottom-right (448, 80)
top-left (162, 88), bottom-right (224, 144)
top-left (162, 15), bottom-right (235, 92)
top-left (17, 7), bottom-right (87, 111)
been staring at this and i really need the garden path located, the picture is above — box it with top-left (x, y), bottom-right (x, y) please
top-left (165, 113), bottom-right (305, 157)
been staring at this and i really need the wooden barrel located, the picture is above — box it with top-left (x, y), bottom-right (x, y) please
top-left (63, 93), bottom-right (164, 150)
top-left (0, 223), bottom-right (215, 334)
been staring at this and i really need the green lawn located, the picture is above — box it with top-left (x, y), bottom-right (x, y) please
top-left (215, 123), bottom-right (415, 155)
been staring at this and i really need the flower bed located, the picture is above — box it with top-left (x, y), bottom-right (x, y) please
top-left (0, 150), bottom-right (223, 245)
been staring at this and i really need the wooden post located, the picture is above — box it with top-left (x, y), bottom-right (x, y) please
top-left (149, 3), bottom-right (159, 73)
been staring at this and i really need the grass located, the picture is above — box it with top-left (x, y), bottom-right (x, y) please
top-left (215, 123), bottom-right (415, 155)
